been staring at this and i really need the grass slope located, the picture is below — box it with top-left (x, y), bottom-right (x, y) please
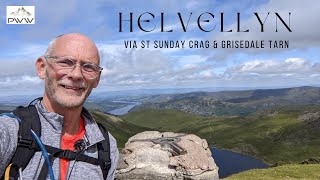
top-left (91, 111), bottom-right (151, 148)
top-left (224, 164), bottom-right (320, 180)
top-left (121, 108), bottom-right (320, 164)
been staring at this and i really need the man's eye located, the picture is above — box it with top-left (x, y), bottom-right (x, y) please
top-left (56, 59), bottom-right (74, 67)
top-left (83, 64), bottom-right (98, 72)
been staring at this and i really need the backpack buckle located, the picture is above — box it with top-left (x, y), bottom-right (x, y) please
top-left (17, 136), bottom-right (33, 149)
top-left (62, 150), bottom-right (76, 160)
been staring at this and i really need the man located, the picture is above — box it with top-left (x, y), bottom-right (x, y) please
top-left (0, 33), bottom-right (118, 179)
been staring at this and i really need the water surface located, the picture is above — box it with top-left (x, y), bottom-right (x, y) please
top-left (211, 148), bottom-right (268, 178)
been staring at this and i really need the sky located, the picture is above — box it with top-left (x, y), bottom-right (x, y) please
top-left (0, 0), bottom-right (319, 96)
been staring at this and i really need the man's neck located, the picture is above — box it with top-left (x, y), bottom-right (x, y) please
top-left (42, 96), bottom-right (82, 135)
top-left (62, 111), bottom-right (82, 136)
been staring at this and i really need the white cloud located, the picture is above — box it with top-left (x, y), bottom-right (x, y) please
top-left (0, 59), bottom-right (37, 77)
top-left (100, 48), bottom-right (173, 76)
top-left (220, 58), bottom-right (320, 87)
top-left (1, 55), bottom-right (318, 94)
top-left (96, 44), bottom-right (219, 88)
top-left (0, 75), bottom-right (42, 88)
top-left (226, 58), bottom-right (316, 74)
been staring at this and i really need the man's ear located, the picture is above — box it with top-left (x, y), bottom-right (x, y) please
top-left (36, 57), bottom-right (46, 79)
top-left (93, 71), bottom-right (101, 88)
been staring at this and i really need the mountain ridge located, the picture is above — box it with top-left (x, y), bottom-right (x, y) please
top-left (132, 86), bottom-right (320, 116)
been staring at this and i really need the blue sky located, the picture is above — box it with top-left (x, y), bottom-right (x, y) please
top-left (0, 0), bottom-right (319, 96)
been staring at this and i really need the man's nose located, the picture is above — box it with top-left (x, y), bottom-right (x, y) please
top-left (68, 64), bottom-right (84, 80)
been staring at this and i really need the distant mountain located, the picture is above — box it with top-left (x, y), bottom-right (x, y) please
top-left (0, 110), bottom-right (10, 114)
top-left (0, 105), bottom-right (17, 112)
top-left (132, 86), bottom-right (320, 116)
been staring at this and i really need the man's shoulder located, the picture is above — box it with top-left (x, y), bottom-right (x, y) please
top-left (0, 113), bottom-right (20, 134)
top-left (0, 112), bottom-right (20, 123)
top-left (0, 113), bottom-right (20, 177)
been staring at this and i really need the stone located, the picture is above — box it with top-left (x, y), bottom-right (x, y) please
top-left (115, 131), bottom-right (219, 180)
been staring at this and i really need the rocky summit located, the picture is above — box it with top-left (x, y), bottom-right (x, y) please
top-left (116, 131), bottom-right (219, 180)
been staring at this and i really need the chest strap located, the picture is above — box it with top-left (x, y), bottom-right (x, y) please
top-left (37, 144), bottom-right (111, 180)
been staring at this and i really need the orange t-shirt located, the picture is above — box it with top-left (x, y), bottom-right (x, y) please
top-left (60, 117), bottom-right (85, 180)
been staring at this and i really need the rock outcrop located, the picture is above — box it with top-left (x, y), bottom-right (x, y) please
top-left (116, 131), bottom-right (219, 180)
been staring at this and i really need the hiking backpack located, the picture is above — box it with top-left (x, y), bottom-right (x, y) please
top-left (1, 104), bottom-right (111, 180)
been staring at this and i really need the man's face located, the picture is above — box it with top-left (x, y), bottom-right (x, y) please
top-left (41, 36), bottom-right (100, 108)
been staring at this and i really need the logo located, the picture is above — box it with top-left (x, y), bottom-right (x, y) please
top-left (6, 6), bottom-right (35, 24)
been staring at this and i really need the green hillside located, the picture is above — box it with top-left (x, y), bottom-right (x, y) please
top-left (121, 108), bottom-right (320, 164)
top-left (91, 111), bottom-right (151, 148)
top-left (224, 164), bottom-right (320, 180)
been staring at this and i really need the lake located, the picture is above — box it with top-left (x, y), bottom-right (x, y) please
top-left (211, 148), bottom-right (268, 178)
top-left (108, 101), bottom-right (141, 115)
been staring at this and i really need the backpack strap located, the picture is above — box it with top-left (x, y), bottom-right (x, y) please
top-left (97, 123), bottom-right (111, 180)
top-left (37, 124), bottom-right (111, 180)
top-left (36, 145), bottom-right (104, 180)
top-left (9, 105), bottom-right (41, 179)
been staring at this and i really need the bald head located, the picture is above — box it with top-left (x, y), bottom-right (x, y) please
top-left (45, 33), bottom-right (100, 64)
